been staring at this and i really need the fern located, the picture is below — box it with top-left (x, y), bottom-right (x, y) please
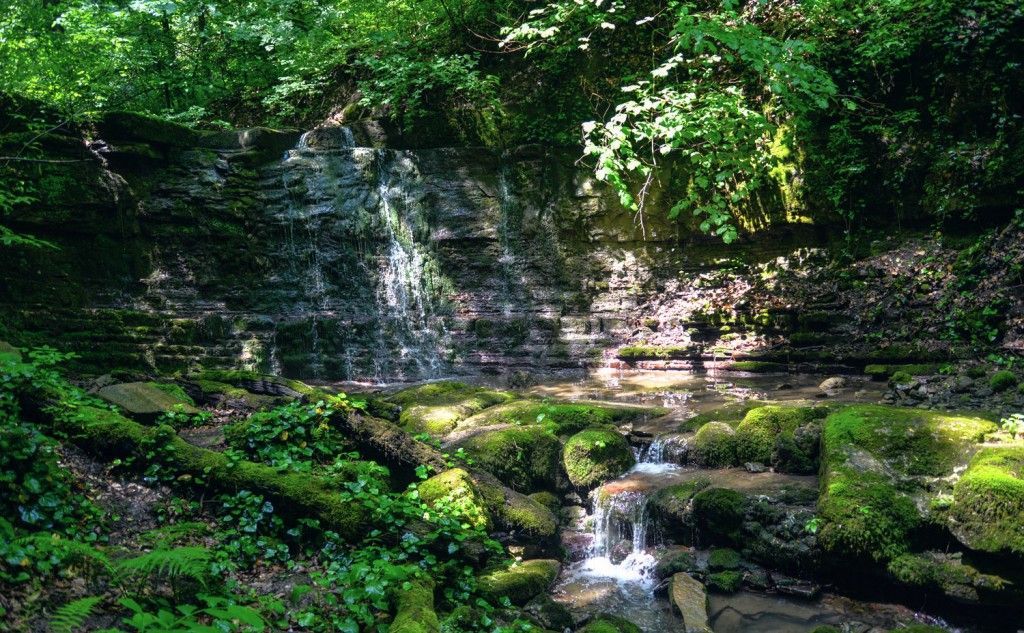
top-left (114, 546), bottom-right (214, 587)
top-left (13, 534), bottom-right (112, 575)
top-left (50, 595), bottom-right (103, 633)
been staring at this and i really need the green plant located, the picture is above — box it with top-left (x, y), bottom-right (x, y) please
top-left (1002, 414), bottom-right (1024, 440)
top-left (110, 595), bottom-right (266, 632)
top-left (50, 595), bottom-right (103, 633)
top-left (225, 399), bottom-right (350, 472)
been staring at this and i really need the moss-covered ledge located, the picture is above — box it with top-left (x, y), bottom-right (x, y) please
top-left (24, 399), bottom-right (368, 540)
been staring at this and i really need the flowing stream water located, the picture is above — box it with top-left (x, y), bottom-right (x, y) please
top-left (543, 369), bottom-right (963, 633)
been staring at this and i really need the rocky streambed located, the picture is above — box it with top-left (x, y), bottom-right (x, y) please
top-left (371, 369), bottom-right (1024, 633)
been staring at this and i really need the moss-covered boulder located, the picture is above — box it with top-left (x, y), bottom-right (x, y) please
top-left (678, 401), bottom-right (766, 432)
top-left (387, 381), bottom-right (514, 436)
top-left (989, 370), bottom-right (1018, 393)
top-left (418, 468), bottom-right (491, 530)
top-left (817, 405), bottom-right (997, 565)
top-left (734, 406), bottom-right (825, 466)
top-left (453, 426), bottom-right (562, 492)
top-left (707, 570), bottom-right (743, 593)
top-left (189, 379), bottom-right (280, 410)
top-left (390, 579), bottom-right (439, 633)
top-left (578, 613), bottom-right (642, 633)
top-left (562, 427), bottom-right (635, 489)
top-left (950, 446), bottom-right (1024, 555)
top-left (886, 552), bottom-right (1016, 605)
top-left (690, 422), bottom-right (737, 468)
top-left (461, 399), bottom-right (664, 435)
top-left (477, 559), bottom-right (560, 606)
top-left (691, 487), bottom-right (746, 545)
top-left (97, 382), bottom-right (199, 421)
top-left (0, 341), bottom-right (21, 362)
top-left (650, 479), bottom-right (708, 542)
top-left (471, 475), bottom-right (558, 541)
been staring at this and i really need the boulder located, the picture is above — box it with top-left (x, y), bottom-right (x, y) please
top-left (579, 614), bottom-right (641, 633)
top-left (818, 376), bottom-right (848, 392)
top-left (949, 446), bottom-right (1024, 555)
top-left (477, 559), bottom-right (560, 606)
top-left (453, 426), bottom-right (562, 491)
top-left (690, 422), bottom-right (737, 467)
top-left (0, 341), bottom-right (21, 362)
top-left (562, 427), bottom-right (635, 489)
top-left (669, 573), bottom-right (712, 633)
top-left (390, 579), bottom-right (439, 633)
top-left (417, 468), bottom-right (491, 530)
top-left (97, 382), bottom-right (198, 421)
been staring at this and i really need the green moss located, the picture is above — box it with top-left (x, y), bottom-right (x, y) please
top-left (472, 476), bottom-right (557, 538)
top-left (616, 345), bottom-right (696, 360)
top-left (455, 426), bottom-right (561, 491)
top-left (417, 468), bottom-right (490, 530)
top-left (477, 559), bottom-right (560, 606)
top-left (193, 370), bottom-right (316, 397)
top-left (889, 626), bottom-right (947, 633)
top-left (734, 406), bottom-right (824, 465)
top-left (651, 479), bottom-right (709, 521)
top-left (527, 491), bottom-right (561, 515)
top-left (810, 628), bottom-right (840, 633)
top-left (889, 371), bottom-right (913, 386)
top-left (707, 548), bottom-right (741, 571)
top-left (989, 370), bottom-right (1018, 393)
top-left (727, 361), bottom-right (788, 373)
top-left (950, 446), bottom-right (1024, 555)
top-left (864, 364), bottom-right (940, 379)
top-left (886, 552), bottom-right (1010, 599)
top-left (654, 550), bottom-right (697, 579)
top-left (562, 427), bottom-right (635, 489)
top-left (462, 399), bottom-right (663, 435)
top-left (690, 422), bottom-right (738, 467)
top-left (679, 401), bottom-right (766, 432)
top-left (817, 405), bottom-right (997, 564)
top-left (578, 614), bottom-right (642, 633)
top-left (390, 579), bottom-right (440, 633)
top-left (707, 570), bottom-right (743, 593)
top-left (137, 521), bottom-right (210, 548)
top-left (388, 382), bottom-right (514, 434)
top-left (96, 382), bottom-right (199, 420)
top-left (0, 341), bottom-right (21, 362)
top-left (691, 488), bottom-right (745, 545)
top-left (149, 382), bottom-right (195, 406)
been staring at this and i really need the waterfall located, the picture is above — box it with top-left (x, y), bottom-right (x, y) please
top-left (372, 150), bottom-right (445, 380)
top-left (580, 486), bottom-right (657, 585)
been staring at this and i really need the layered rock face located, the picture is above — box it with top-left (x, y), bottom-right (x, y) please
top-left (0, 116), bottom-right (819, 380)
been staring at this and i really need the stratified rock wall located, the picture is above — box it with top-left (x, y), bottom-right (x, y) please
top-left (0, 119), bottom-right (845, 380)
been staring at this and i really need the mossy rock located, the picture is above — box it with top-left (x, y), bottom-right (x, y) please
top-left (477, 559), bottom-right (560, 606)
top-left (578, 613), bottom-right (642, 633)
top-left (388, 381), bottom-right (514, 435)
top-left (523, 594), bottom-right (575, 631)
top-left (989, 370), bottom-right (1018, 393)
top-left (886, 552), bottom-right (1014, 604)
top-left (726, 361), bottom-right (788, 373)
top-left (454, 426), bottom-right (562, 492)
top-left (654, 550), bottom-right (697, 580)
top-left (734, 406), bottom-right (824, 465)
top-left (950, 446), bottom-right (1024, 555)
top-left (864, 364), bottom-right (941, 380)
top-left (418, 468), bottom-right (491, 530)
top-left (149, 382), bottom-right (195, 406)
top-left (679, 401), bottom-right (767, 432)
top-left (707, 548), bottom-right (741, 571)
top-left (562, 427), bottom-right (635, 489)
top-left (390, 579), bottom-right (440, 633)
top-left (190, 379), bottom-right (280, 410)
top-left (691, 488), bottom-right (745, 545)
top-left (889, 371), bottom-right (913, 386)
top-left (471, 476), bottom-right (558, 540)
top-left (690, 422), bottom-right (738, 467)
top-left (650, 479), bottom-right (708, 540)
top-left (527, 491), bottom-right (561, 515)
top-left (462, 399), bottom-right (663, 436)
top-left (97, 382), bottom-right (199, 421)
top-left (706, 570), bottom-right (743, 593)
top-left (192, 370), bottom-right (316, 398)
top-left (0, 341), bottom-right (21, 362)
top-left (817, 405), bottom-right (997, 565)
top-left (616, 344), bottom-right (696, 360)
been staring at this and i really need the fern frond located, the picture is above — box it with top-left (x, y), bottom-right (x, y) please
top-left (13, 534), bottom-right (112, 574)
top-left (114, 546), bottom-right (214, 586)
top-left (50, 595), bottom-right (103, 633)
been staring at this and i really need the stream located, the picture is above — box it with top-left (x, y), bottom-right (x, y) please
top-left (525, 369), bottom-right (964, 633)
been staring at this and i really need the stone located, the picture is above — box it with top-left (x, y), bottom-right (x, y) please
top-left (744, 462), bottom-right (767, 473)
top-left (951, 375), bottom-right (975, 393)
top-left (562, 427), bottom-right (635, 489)
top-left (523, 595), bottom-right (574, 631)
top-left (669, 573), bottom-right (712, 633)
top-left (818, 376), bottom-right (847, 392)
top-left (97, 382), bottom-right (198, 421)
top-left (477, 559), bottom-right (560, 606)
top-left (0, 340), bottom-right (21, 362)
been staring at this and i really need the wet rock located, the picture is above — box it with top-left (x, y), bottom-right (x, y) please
top-left (523, 595), bottom-right (574, 631)
top-left (562, 427), bottom-right (635, 489)
top-left (951, 375), bottom-right (975, 393)
top-left (669, 573), bottom-right (712, 633)
top-left (609, 540), bottom-right (633, 564)
top-left (819, 376), bottom-right (848, 391)
top-left (654, 548), bottom-right (697, 580)
top-left (776, 383), bottom-right (794, 390)
top-left (560, 530), bottom-right (593, 562)
top-left (772, 574), bottom-right (821, 599)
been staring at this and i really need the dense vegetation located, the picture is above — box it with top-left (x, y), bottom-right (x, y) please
top-left (2, 0), bottom-right (1022, 241)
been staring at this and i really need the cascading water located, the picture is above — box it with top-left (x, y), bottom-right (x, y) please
top-left (371, 150), bottom-right (446, 380)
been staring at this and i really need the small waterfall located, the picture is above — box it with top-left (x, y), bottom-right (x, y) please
top-left (579, 486), bottom-right (657, 585)
top-left (372, 151), bottom-right (445, 379)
